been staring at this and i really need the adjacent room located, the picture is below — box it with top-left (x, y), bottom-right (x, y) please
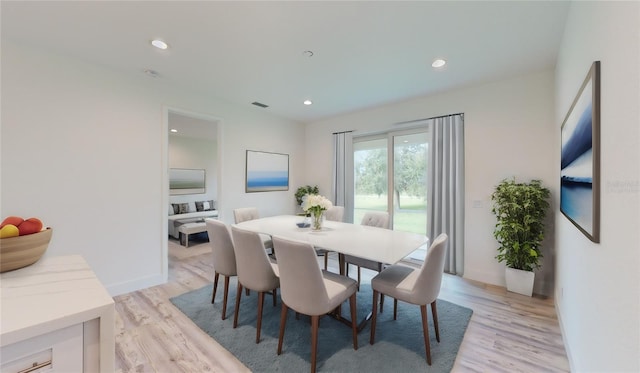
top-left (1, 1), bottom-right (638, 372)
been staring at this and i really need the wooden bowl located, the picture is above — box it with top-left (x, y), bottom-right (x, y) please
top-left (0, 228), bottom-right (52, 273)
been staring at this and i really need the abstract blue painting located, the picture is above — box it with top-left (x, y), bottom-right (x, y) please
top-left (246, 150), bottom-right (289, 192)
top-left (560, 61), bottom-right (600, 242)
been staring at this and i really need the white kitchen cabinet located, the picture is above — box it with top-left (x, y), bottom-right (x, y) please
top-left (1, 255), bottom-right (115, 372)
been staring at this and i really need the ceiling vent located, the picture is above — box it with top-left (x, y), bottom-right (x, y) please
top-left (251, 101), bottom-right (269, 108)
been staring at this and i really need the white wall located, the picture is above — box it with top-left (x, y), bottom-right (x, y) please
top-left (554, 2), bottom-right (640, 371)
top-left (168, 135), bottom-right (218, 206)
top-left (305, 70), bottom-right (557, 295)
top-left (1, 41), bottom-right (305, 295)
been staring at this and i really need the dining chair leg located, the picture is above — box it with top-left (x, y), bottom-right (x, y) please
top-left (323, 252), bottom-right (329, 270)
top-left (393, 299), bottom-right (398, 320)
top-left (376, 262), bottom-right (384, 312)
top-left (349, 293), bottom-right (358, 350)
top-left (277, 303), bottom-right (288, 355)
top-left (310, 315), bottom-right (320, 373)
top-left (256, 291), bottom-right (265, 343)
top-left (370, 290), bottom-right (379, 344)
top-left (272, 288), bottom-right (277, 307)
top-left (420, 304), bottom-right (432, 365)
top-left (356, 267), bottom-right (361, 291)
top-left (233, 282), bottom-right (243, 328)
top-left (222, 275), bottom-right (231, 320)
top-left (211, 272), bottom-right (219, 304)
top-left (431, 300), bottom-right (440, 343)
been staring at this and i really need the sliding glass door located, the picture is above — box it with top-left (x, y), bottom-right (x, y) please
top-left (353, 128), bottom-right (429, 237)
top-left (392, 131), bottom-right (428, 235)
top-left (353, 136), bottom-right (388, 224)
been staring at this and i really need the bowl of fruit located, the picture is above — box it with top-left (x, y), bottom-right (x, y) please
top-left (0, 216), bottom-right (52, 273)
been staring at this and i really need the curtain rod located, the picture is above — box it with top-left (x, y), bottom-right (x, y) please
top-left (393, 112), bottom-right (464, 126)
top-left (332, 130), bottom-right (354, 135)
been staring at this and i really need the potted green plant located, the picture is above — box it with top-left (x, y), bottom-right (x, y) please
top-left (491, 178), bottom-right (550, 296)
top-left (295, 185), bottom-right (319, 209)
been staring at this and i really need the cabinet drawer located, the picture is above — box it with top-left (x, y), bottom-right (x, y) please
top-left (1, 323), bottom-right (83, 373)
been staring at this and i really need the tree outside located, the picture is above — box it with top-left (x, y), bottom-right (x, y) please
top-left (354, 140), bottom-right (427, 235)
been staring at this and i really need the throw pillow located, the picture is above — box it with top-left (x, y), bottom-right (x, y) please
top-left (171, 204), bottom-right (180, 215)
top-left (188, 202), bottom-right (197, 213)
top-left (168, 204), bottom-right (175, 216)
top-left (196, 200), bottom-right (216, 211)
top-left (178, 203), bottom-right (189, 214)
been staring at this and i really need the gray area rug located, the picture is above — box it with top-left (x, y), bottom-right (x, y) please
top-left (171, 278), bottom-right (472, 372)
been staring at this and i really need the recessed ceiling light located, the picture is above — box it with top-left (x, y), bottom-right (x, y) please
top-left (151, 39), bottom-right (168, 50)
top-left (303, 100), bottom-right (313, 106)
top-left (432, 59), bottom-right (446, 68)
top-left (170, 129), bottom-right (178, 133)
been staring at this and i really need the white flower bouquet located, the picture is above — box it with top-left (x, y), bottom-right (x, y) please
top-left (301, 194), bottom-right (333, 230)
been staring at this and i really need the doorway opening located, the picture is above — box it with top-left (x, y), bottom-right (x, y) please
top-left (165, 109), bottom-right (221, 257)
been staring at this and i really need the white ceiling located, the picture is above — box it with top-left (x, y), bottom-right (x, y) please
top-left (2, 1), bottom-right (570, 124)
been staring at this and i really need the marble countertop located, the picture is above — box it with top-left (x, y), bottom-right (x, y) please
top-left (0, 254), bottom-right (114, 347)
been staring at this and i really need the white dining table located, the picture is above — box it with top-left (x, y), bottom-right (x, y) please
top-left (234, 215), bottom-right (429, 331)
top-left (234, 215), bottom-right (429, 269)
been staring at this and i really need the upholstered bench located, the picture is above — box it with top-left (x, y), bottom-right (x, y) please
top-left (168, 210), bottom-right (218, 239)
top-left (178, 222), bottom-right (208, 247)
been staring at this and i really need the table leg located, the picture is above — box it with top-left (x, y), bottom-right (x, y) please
top-left (328, 306), bottom-right (373, 333)
top-left (328, 253), bottom-right (372, 333)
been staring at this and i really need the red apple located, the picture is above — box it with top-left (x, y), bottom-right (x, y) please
top-left (18, 218), bottom-right (43, 236)
top-left (1, 216), bottom-right (24, 229)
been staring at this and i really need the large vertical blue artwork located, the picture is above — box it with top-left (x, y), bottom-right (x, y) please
top-left (560, 61), bottom-right (600, 242)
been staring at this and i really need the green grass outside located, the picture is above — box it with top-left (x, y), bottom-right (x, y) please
top-left (354, 194), bottom-right (427, 235)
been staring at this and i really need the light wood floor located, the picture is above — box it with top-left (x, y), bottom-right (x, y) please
top-left (114, 239), bottom-right (570, 372)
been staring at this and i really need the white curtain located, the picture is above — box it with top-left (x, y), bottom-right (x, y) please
top-left (428, 114), bottom-right (465, 275)
top-left (332, 131), bottom-right (354, 223)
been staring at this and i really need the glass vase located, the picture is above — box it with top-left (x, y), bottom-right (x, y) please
top-left (311, 210), bottom-right (324, 231)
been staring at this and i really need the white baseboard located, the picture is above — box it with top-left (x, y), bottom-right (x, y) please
top-left (463, 268), bottom-right (504, 288)
top-left (106, 273), bottom-right (167, 297)
top-left (464, 268), bottom-right (553, 297)
top-left (554, 296), bottom-right (576, 372)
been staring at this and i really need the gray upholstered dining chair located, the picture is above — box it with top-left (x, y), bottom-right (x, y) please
top-left (233, 207), bottom-right (274, 253)
top-left (205, 218), bottom-right (238, 320)
top-left (315, 205), bottom-right (345, 270)
top-left (272, 235), bottom-right (358, 373)
top-left (233, 207), bottom-right (260, 223)
top-left (323, 205), bottom-right (345, 222)
top-left (230, 226), bottom-right (280, 344)
top-left (344, 211), bottom-right (390, 287)
top-left (369, 233), bottom-right (448, 366)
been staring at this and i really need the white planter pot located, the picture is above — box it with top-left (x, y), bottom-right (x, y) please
top-left (505, 267), bottom-right (535, 296)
